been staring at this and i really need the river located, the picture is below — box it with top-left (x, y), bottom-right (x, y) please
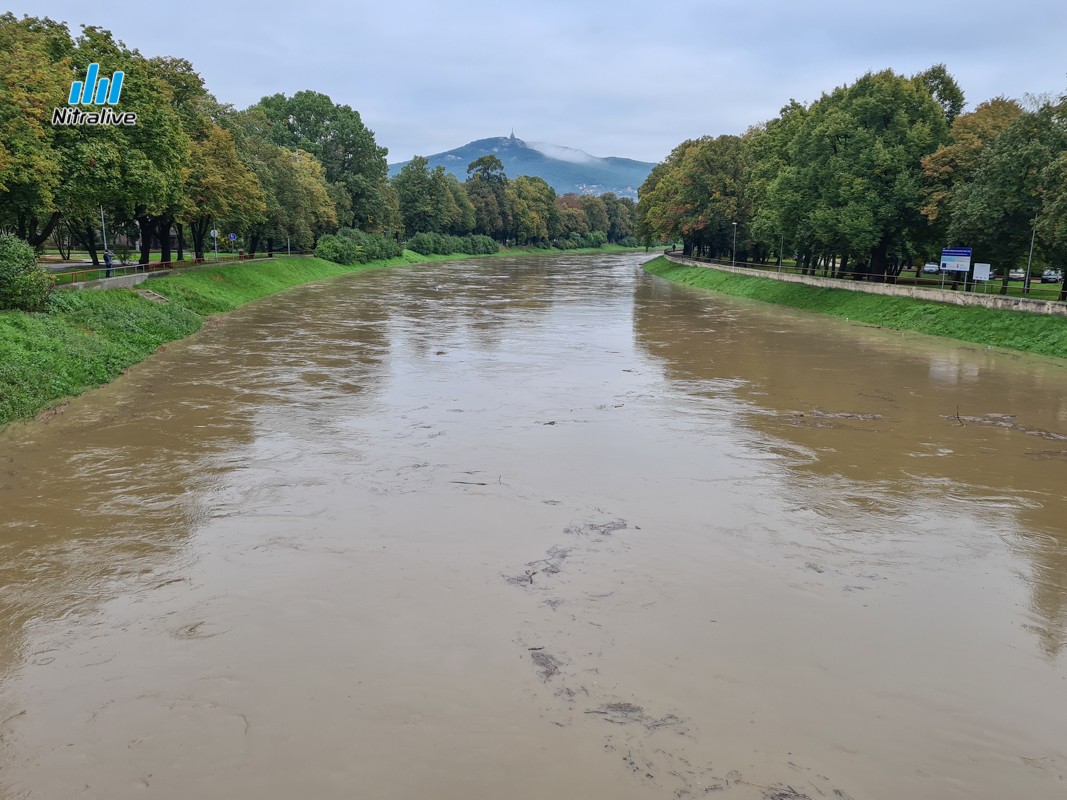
top-left (1, 252), bottom-right (1065, 799)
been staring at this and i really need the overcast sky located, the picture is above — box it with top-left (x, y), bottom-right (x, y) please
top-left (14, 0), bottom-right (1067, 164)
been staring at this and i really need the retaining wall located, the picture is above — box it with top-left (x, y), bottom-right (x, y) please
top-left (664, 254), bottom-right (1067, 317)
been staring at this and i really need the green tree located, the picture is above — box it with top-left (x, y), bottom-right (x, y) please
top-left (772, 69), bottom-right (949, 278)
top-left (508, 176), bottom-right (557, 245)
top-left (182, 123), bottom-right (266, 260)
top-left (950, 100), bottom-right (1067, 297)
top-left (922, 98), bottom-right (1024, 233)
top-left (0, 14), bottom-right (69, 246)
top-left (252, 91), bottom-right (393, 231)
top-left (465, 156), bottom-right (511, 241)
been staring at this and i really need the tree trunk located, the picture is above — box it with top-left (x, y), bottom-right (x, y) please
top-left (55, 227), bottom-right (70, 261)
top-left (157, 217), bottom-right (173, 266)
top-left (176, 223), bottom-right (185, 261)
top-left (838, 253), bottom-right (849, 279)
top-left (248, 233), bottom-right (260, 258)
top-left (189, 217), bottom-right (209, 261)
top-left (870, 238), bottom-right (889, 282)
top-left (26, 212), bottom-right (62, 248)
top-left (137, 217), bottom-right (152, 265)
top-left (84, 226), bottom-right (100, 266)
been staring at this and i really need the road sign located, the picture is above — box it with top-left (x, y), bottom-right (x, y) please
top-left (940, 247), bottom-right (972, 272)
top-left (227, 233), bottom-right (237, 242)
top-left (210, 229), bottom-right (218, 238)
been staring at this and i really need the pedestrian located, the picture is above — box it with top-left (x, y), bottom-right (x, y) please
top-left (104, 248), bottom-right (114, 278)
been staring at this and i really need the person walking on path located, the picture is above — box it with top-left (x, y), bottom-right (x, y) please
top-left (104, 248), bottom-right (114, 278)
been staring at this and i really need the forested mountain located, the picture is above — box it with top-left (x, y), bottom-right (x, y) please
top-left (389, 134), bottom-right (653, 199)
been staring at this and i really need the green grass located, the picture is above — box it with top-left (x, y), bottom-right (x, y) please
top-left (0, 246), bottom-right (654, 428)
top-left (0, 291), bottom-right (203, 425)
top-left (644, 257), bottom-right (1067, 358)
top-left (0, 254), bottom-right (421, 427)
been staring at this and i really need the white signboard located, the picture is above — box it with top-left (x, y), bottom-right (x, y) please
top-left (973, 263), bottom-right (991, 281)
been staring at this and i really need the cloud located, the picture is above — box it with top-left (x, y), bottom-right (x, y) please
top-left (9, 0), bottom-right (1066, 164)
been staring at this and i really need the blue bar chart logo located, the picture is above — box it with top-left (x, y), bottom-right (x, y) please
top-left (68, 63), bottom-right (125, 105)
top-left (52, 63), bottom-right (136, 126)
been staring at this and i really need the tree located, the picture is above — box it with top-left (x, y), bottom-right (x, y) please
top-left (252, 91), bottom-right (393, 231)
top-left (922, 98), bottom-right (1024, 230)
top-left (638, 135), bottom-right (748, 259)
top-left (772, 69), bottom-right (949, 279)
top-left (600, 192), bottom-right (635, 243)
top-left (950, 101), bottom-right (1067, 297)
top-left (392, 156), bottom-right (462, 236)
top-left (227, 109), bottom-right (337, 253)
top-left (466, 156), bottom-right (511, 241)
top-left (508, 176), bottom-right (557, 244)
top-left (182, 122), bottom-right (266, 260)
top-left (0, 14), bottom-right (69, 246)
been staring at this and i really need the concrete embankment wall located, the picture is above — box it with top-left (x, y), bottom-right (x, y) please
top-left (664, 254), bottom-right (1067, 318)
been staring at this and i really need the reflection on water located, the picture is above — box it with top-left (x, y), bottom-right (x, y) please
top-left (631, 276), bottom-right (1067, 658)
top-left (1, 253), bottom-right (1065, 800)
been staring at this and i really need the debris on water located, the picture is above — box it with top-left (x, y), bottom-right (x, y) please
top-left (565, 519), bottom-right (629, 537)
top-left (945, 413), bottom-right (1067, 441)
top-left (585, 702), bottom-right (683, 730)
top-left (505, 546), bottom-right (572, 587)
top-left (530, 650), bottom-right (561, 680)
top-left (808, 409), bottom-right (884, 421)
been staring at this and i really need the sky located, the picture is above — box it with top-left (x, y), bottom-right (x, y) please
top-left (12, 0), bottom-right (1067, 165)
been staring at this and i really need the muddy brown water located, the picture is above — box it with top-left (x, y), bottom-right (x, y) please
top-left (1, 252), bottom-right (1065, 799)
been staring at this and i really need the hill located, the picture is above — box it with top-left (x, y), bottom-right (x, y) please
top-left (387, 134), bottom-right (654, 199)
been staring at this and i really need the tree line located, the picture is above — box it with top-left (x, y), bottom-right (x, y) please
top-left (390, 154), bottom-right (637, 250)
top-left (637, 66), bottom-right (1067, 299)
top-left (0, 14), bottom-right (637, 276)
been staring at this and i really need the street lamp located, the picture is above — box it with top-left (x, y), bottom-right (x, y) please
top-left (732, 222), bottom-right (737, 266)
top-left (1023, 214), bottom-right (1038, 294)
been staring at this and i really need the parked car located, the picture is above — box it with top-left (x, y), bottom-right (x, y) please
top-left (1041, 269), bottom-right (1063, 283)
top-left (1008, 269), bottom-right (1026, 280)
top-left (922, 262), bottom-right (940, 274)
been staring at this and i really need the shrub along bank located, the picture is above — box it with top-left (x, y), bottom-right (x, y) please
top-left (643, 257), bottom-right (1067, 358)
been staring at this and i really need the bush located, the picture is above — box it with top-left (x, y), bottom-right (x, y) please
top-left (315, 234), bottom-right (361, 265)
top-left (337, 228), bottom-right (403, 262)
top-left (617, 236), bottom-right (638, 248)
top-left (0, 235), bottom-right (52, 311)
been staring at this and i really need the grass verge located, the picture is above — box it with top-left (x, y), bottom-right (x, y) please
top-left (0, 254), bottom-right (434, 427)
top-left (0, 246), bottom-right (646, 427)
top-left (643, 257), bottom-right (1067, 358)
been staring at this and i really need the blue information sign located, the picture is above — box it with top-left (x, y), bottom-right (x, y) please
top-left (227, 233), bottom-right (237, 242)
top-left (940, 247), bottom-right (972, 272)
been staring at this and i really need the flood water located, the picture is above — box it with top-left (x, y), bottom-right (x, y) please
top-left (1, 252), bottom-right (1065, 799)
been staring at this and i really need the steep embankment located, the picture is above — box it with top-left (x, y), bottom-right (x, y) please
top-left (0, 254), bottom-right (431, 427)
top-left (643, 257), bottom-right (1067, 358)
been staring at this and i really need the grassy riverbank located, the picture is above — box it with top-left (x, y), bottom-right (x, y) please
top-left (1, 246), bottom-right (649, 427)
top-left (0, 253), bottom-right (437, 427)
top-left (644, 257), bottom-right (1067, 358)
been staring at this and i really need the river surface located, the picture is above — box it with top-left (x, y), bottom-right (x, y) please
top-left (1, 252), bottom-right (1065, 799)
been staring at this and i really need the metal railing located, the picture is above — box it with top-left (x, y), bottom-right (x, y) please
top-left (50, 251), bottom-right (309, 286)
top-left (665, 251), bottom-right (1066, 302)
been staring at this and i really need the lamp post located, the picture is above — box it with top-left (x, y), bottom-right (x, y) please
top-left (1023, 216), bottom-right (1038, 294)
top-left (731, 222), bottom-right (737, 266)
